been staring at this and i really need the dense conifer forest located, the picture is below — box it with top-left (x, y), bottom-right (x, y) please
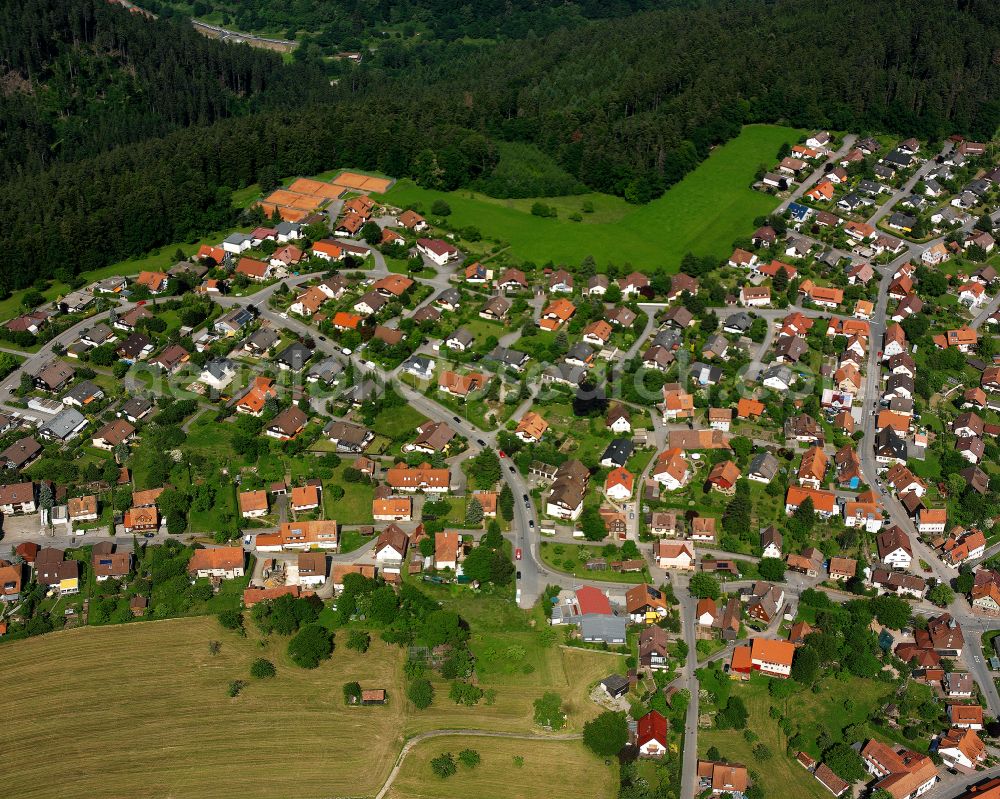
top-left (0, 0), bottom-right (998, 291)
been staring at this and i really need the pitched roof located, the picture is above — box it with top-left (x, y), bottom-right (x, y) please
top-left (188, 546), bottom-right (244, 573)
top-left (636, 710), bottom-right (668, 747)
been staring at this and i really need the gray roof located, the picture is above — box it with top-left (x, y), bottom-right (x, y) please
top-left (121, 396), bottom-right (153, 419)
top-left (447, 328), bottom-right (474, 347)
top-left (883, 150), bottom-right (912, 168)
top-left (275, 221), bottom-right (301, 236)
top-left (64, 380), bottom-right (103, 404)
top-left (405, 355), bottom-right (434, 373)
top-left (82, 323), bottom-right (113, 344)
top-left (749, 451), bottom-right (779, 480)
top-left (487, 346), bottom-right (528, 368)
top-left (307, 356), bottom-right (343, 383)
top-left (276, 341), bottom-right (313, 370)
top-left (724, 312), bottom-right (752, 332)
top-left (217, 306), bottom-right (255, 330)
top-left (204, 359), bottom-right (236, 380)
top-left (652, 329), bottom-right (682, 349)
top-left (40, 407), bottom-right (87, 440)
top-left (689, 362), bottom-right (723, 385)
top-left (703, 333), bottom-right (729, 354)
top-left (544, 362), bottom-right (586, 386)
top-left (343, 379), bottom-right (378, 404)
top-left (762, 364), bottom-right (793, 386)
top-left (224, 232), bottom-right (251, 245)
top-left (567, 342), bottom-right (594, 362)
top-left (246, 327), bottom-right (280, 352)
top-left (875, 427), bottom-right (906, 458)
top-left (582, 615), bottom-right (626, 643)
top-left (601, 438), bottom-right (634, 466)
top-left (599, 673), bottom-right (631, 693)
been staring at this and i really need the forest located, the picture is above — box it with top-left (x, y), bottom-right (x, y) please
top-left (0, 0), bottom-right (334, 178)
top-left (0, 0), bottom-right (998, 291)
top-left (140, 0), bottom-right (668, 49)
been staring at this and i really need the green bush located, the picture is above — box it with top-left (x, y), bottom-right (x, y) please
top-left (250, 658), bottom-right (276, 679)
top-left (287, 624), bottom-right (334, 669)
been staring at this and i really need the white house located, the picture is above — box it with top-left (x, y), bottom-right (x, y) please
top-left (199, 359), bottom-right (237, 390)
top-left (656, 542), bottom-right (694, 570)
top-left (938, 728), bottom-right (986, 773)
top-left (876, 528), bottom-right (912, 570)
top-left (636, 711), bottom-right (669, 758)
top-left (416, 239), bottom-right (460, 266)
top-left (373, 525), bottom-right (409, 575)
top-left (222, 233), bottom-right (252, 254)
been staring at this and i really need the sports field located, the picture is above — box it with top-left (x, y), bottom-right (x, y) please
top-left (379, 124), bottom-right (802, 270)
top-left (384, 734), bottom-right (616, 799)
top-left (0, 613), bottom-right (621, 798)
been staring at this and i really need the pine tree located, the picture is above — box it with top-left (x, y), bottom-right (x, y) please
top-left (465, 497), bottom-right (484, 526)
top-left (499, 484), bottom-right (514, 521)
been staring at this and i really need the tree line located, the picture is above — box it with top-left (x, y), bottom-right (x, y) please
top-left (0, 0), bottom-right (334, 179)
top-left (1, 0), bottom-right (998, 291)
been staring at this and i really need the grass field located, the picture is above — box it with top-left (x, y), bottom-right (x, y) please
top-left (0, 617), bottom-right (407, 799)
top-left (384, 734), bottom-right (616, 799)
top-left (0, 602), bottom-right (621, 798)
top-left (378, 124), bottom-right (802, 270)
top-left (699, 672), bottom-right (893, 799)
top-left (539, 541), bottom-right (651, 584)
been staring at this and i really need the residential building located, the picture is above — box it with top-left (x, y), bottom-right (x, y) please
top-left (188, 547), bottom-right (245, 580)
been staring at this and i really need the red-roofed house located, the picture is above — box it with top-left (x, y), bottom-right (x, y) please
top-left (636, 711), bottom-right (668, 757)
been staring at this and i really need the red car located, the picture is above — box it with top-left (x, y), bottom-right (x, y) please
top-left (515, 548), bottom-right (522, 561)
top-left (499, 451), bottom-right (506, 459)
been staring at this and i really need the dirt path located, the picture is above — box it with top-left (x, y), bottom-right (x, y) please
top-left (370, 729), bottom-right (583, 799)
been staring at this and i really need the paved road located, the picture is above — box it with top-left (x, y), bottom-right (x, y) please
top-left (675, 572), bottom-right (700, 799)
top-left (775, 135), bottom-right (857, 213)
top-left (866, 142), bottom-right (952, 227)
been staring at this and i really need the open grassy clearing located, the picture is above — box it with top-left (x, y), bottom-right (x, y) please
top-left (378, 125), bottom-right (802, 270)
top-left (0, 617), bottom-right (407, 799)
top-left (384, 734), bottom-right (617, 799)
top-left (699, 672), bottom-right (893, 799)
top-left (0, 597), bottom-right (622, 799)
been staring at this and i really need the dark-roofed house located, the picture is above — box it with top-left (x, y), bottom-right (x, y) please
top-left (323, 420), bottom-right (373, 452)
top-left (0, 436), bottom-right (41, 470)
top-left (266, 406), bottom-right (308, 441)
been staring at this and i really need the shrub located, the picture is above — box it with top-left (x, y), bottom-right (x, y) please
top-left (431, 752), bottom-right (457, 778)
top-left (218, 609), bottom-right (244, 632)
top-left (458, 749), bottom-right (481, 768)
top-left (287, 624), bottom-right (334, 669)
top-left (346, 629), bottom-right (371, 653)
top-left (343, 681), bottom-right (362, 704)
top-left (408, 678), bottom-right (434, 709)
top-left (227, 679), bottom-right (247, 697)
top-left (583, 711), bottom-right (628, 756)
top-left (250, 658), bottom-right (276, 679)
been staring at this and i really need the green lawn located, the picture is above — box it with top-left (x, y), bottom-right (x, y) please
top-left (539, 541), bottom-right (650, 583)
top-left (324, 466), bottom-right (375, 524)
top-left (699, 671), bottom-right (894, 799)
top-left (338, 528), bottom-right (375, 554)
top-left (377, 124), bottom-right (801, 270)
top-left (372, 403), bottom-right (428, 440)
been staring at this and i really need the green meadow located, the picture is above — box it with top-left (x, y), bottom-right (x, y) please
top-left (379, 124), bottom-right (802, 271)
